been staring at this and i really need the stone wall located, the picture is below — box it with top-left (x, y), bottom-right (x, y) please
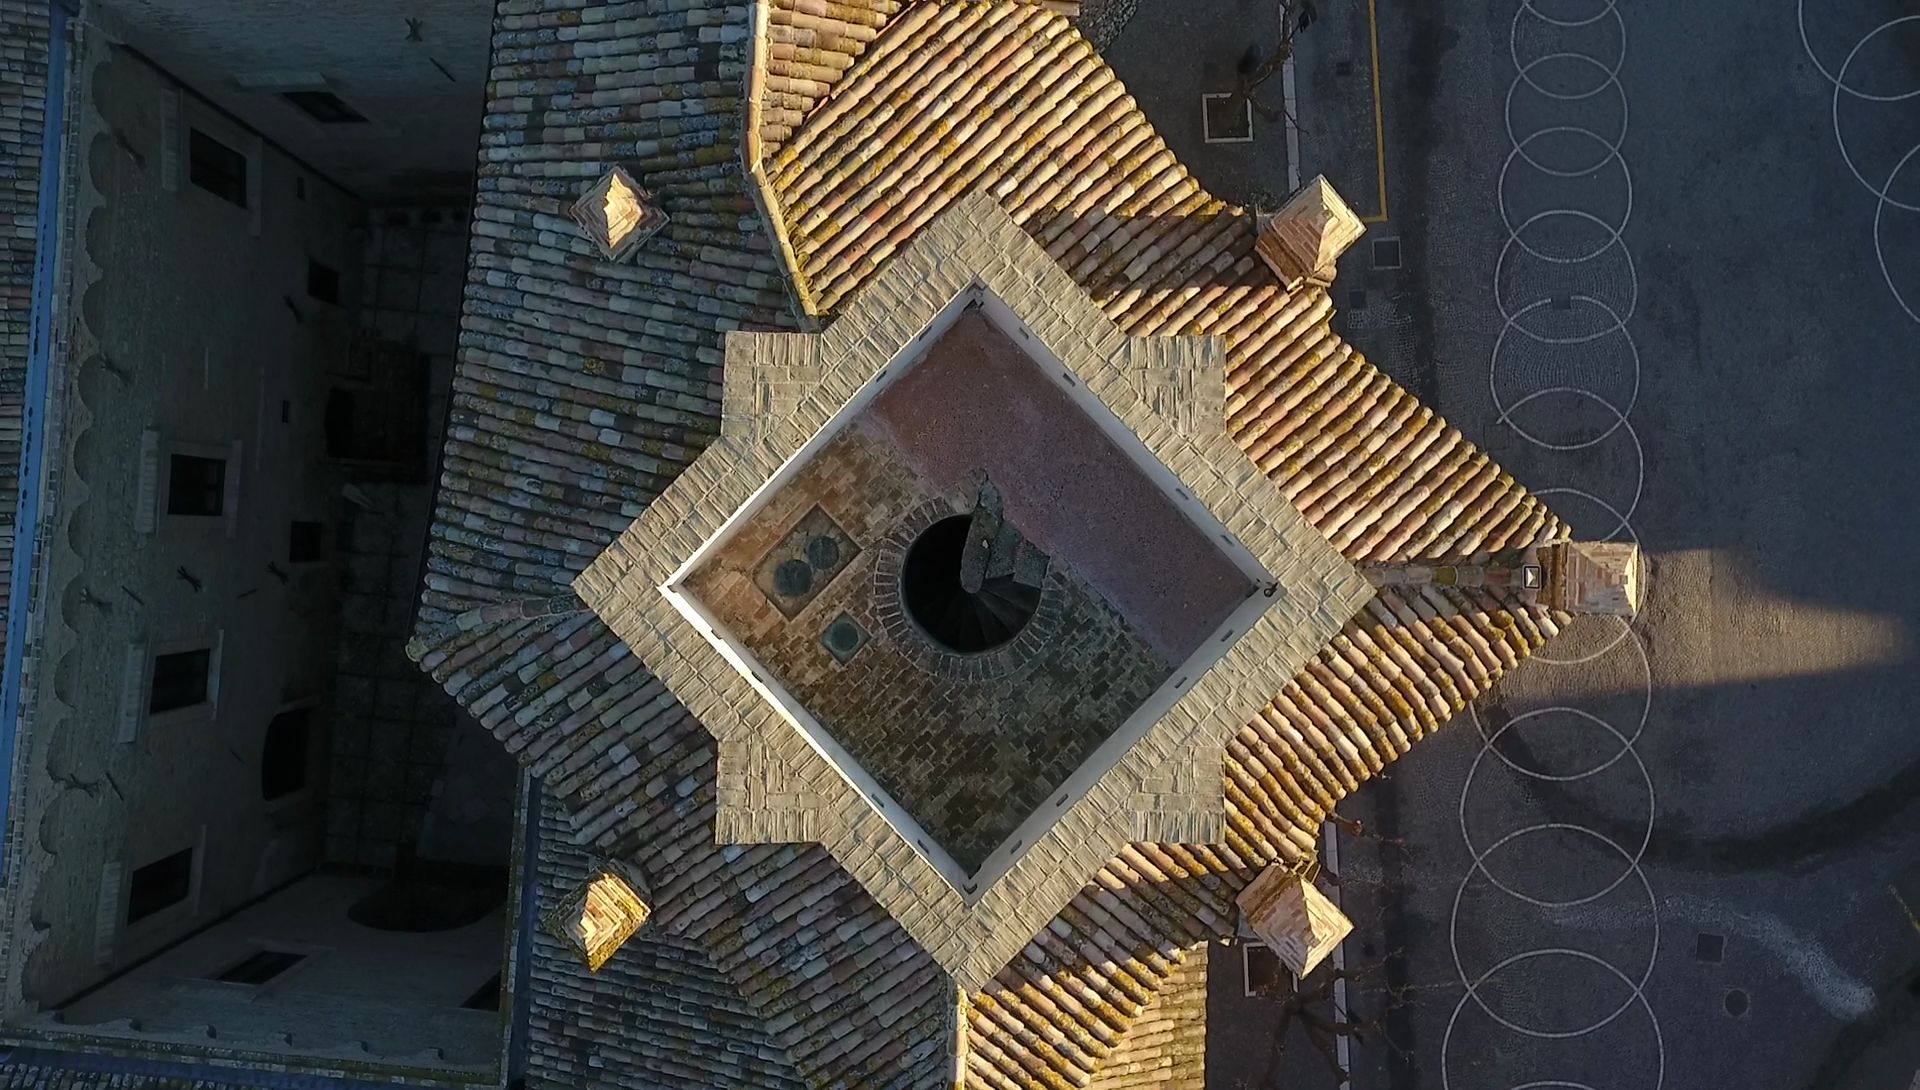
top-left (1, 39), bottom-right (362, 1012)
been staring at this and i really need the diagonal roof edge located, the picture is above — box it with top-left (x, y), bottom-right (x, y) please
top-left (745, 0), bottom-right (1084, 321)
top-left (743, 0), bottom-right (823, 323)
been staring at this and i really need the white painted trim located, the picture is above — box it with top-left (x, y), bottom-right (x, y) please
top-left (225, 438), bottom-right (244, 539)
top-left (141, 631), bottom-right (224, 731)
top-left (93, 861), bottom-right (123, 967)
top-left (263, 85), bottom-right (396, 143)
top-left (178, 101), bottom-right (261, 230)
top-left (153, 436), bottom-right (242, 535)
top-left (667, 287), bottom-right (975, 585)
top-left (116, 826), bottom-right (206, 951)
top-left (172, 940), bottom-right (329, 998)
top-left (115, 641), bottom-right (148, 744)
top-left (660, 579), bottom-right (971, 891)
top-left (972, 289), bottom-right (1271, 582)
top-left (1283, 55), bottom-right (1302, 192)
top-left (158, 88), bottom-right (180, 192)
top-left (1324, 820), bottom-right (1351, 1085)
top-left (245, 133), bottom-right (263, 238)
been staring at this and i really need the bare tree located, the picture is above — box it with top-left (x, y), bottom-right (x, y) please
top-left (1246, 957), bottom-right (1415, 1088)
top-left (1223, 0), bottom-right (1315, 126)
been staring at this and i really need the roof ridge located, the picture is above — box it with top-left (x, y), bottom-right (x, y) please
top-left (744, 0), bottom-right (826, 321)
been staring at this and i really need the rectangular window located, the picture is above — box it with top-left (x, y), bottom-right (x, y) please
top-left (288, 520), bottom-right (324, 563)
top-left (188, 128), bottom-right (248, 208)
top-left (213, 949), bottom-right (306, 985)
top-left (127, 848), bottom-right (193, 924)
top-left (261, 707), bottom-right (311, 801)
top-left (282, 90), bottom-right (367, 124)
top-left (167, 453), bottom-right (226, 517)
top-left (307, 259), bottom-right (340, 304)
top-left (149, 648), bottom-right (211, 713)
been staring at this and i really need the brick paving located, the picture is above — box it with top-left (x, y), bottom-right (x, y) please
top-left (690, 424), bottom-right (1169, 873)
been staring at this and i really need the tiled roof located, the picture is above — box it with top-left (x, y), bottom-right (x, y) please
top-left (410, 0), bottom-right (1573, 1087)
top-left (0, 0), bottom-right (51, 664)
top-left (0, 1071), bottom-right (219, 1090)
top-left (764, 1), bottom-right (1561, 563)
top-left (416, 603), bottom-right (956, 1089)
top-left (756, 0), bottom-right (903, 155)
top-left (418, 0), bottom-right (798, 627)
top-left (1081, 941), bottom-right (1206, 1090)
top-left (526, 795), bottom-right (808, 1089)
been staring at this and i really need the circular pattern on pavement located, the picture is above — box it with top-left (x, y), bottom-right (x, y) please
top-left (1799, 7), bottom-right (1920, 324)
top-left (1444, 6), bottom-right (1663, 1088)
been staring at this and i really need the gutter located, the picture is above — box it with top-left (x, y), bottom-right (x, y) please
top-left (0, 0), bottom-right (71, 883)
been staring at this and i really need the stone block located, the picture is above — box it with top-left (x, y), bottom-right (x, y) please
top-left (1237, 864), bottom-right (1353, 978)
top-left (570, 165), bottom-right (669, 263)
top-left (1255, 175), bottom-right (1365, 286)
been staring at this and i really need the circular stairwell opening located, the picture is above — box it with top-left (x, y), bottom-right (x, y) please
top-left (900, 515), bottom-right (1039, 654)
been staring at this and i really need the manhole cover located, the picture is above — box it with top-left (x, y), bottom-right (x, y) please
top-left (773, 558), bottom-right (814, 597)
top-left (806, 534), bottom-right (841, 569)
top-left (1372, 237), bottom-right (1402, 270)
top-left (1695, 932), bottom-right (1725, 963)
top-left (1723, 988), bottom-right (1750, 1018)
top-left (1348, 288), bottom-right (1369, 311)
top-left (820, 612), bottom-right (869, 664)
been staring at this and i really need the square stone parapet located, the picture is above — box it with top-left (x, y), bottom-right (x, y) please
top-left (576, 190), bottom-right (1373, 990)
top-left (570, 164), bottom-right (668, 263)
top-left (1237, 863), bottom-right (1352, 978)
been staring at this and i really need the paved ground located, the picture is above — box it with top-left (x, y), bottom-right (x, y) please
top-left (1111, 2), bottom-right (1920, 1088)
top-left (1106, 0), bottom-right (1300, 209)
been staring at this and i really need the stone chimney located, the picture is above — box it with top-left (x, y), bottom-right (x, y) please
top-left (571, 164), bottom-right (669, 263)
top-left (1540, 540), bottom-right (1641, 617)
top-left (1236, 862), bottom-right (1353, 978)
top-left (541, 858), bottom-right (654, 972)
top-left (1255, 175), bottom-right (1366, 288)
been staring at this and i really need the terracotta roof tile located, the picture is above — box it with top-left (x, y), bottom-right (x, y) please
top-left (766, 2), bottom-right (1564, 565)
top-left (402, 1), bottom-right (1577, 1086)
top-left (528, 796), bottom-right (808, 1088)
